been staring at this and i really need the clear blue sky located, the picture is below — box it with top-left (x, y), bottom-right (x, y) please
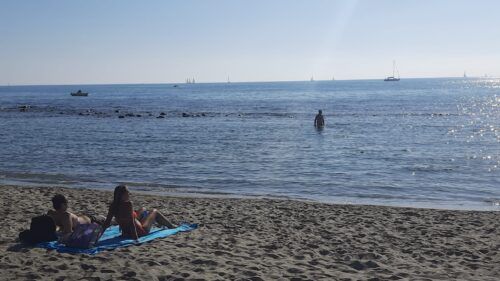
top-left (1, 0), bottom-right (499, 85)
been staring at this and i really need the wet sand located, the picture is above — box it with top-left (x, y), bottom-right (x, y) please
top-left (0, 184), bottom-right (498, 280)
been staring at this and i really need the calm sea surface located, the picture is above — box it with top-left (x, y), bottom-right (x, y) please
top-left (0, 78), bottom-right (498, 210)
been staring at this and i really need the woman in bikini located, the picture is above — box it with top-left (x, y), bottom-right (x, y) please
top-left (101, 185), bottom-right (175, 240)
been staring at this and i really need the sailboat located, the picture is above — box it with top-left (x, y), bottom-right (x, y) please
top-left (227, 76), bottom-right (231, 83)
top-left (384, 60), bottom-right (400, 81)
top-left (463, 71), bottom-right (467, 78)
top-left (332, 76), bottom-right (335, 81)
top-left (310, 76), bottom-right (314, 82)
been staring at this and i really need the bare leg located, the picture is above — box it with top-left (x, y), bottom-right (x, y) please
top-left (141, 210), bottom-right (158, 232)
top-left (141, 209), bottom-right (175, 231)
top-left (154, 210), bottom-right (175, 228)
top-left (79, 215), bottom-right (91, 224)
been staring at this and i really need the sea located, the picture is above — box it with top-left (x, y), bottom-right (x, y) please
top-left (0, 78), bottom-right (498, 210)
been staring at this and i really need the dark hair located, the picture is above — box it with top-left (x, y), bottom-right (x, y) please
top-left (111, 185), bottom-right (128, 212)
top-left (51, 194), bottom-right (67, 210)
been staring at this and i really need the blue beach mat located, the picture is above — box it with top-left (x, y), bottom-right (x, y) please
top-left (37, 223), bottom-right (197, 255)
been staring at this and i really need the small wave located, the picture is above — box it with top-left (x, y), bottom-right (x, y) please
top-left (119, 181), bottom-right (201, 192)
top-left (342, 192), bottom-right (441, 201)
top-left (0, 171), bottom-right (100, 186)
top-left (406, 164), bottom-right (457, 173)
top-left (484, 199), bottom-right (500, 207)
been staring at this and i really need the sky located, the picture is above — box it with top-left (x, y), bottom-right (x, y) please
top-left (1, 0), bottom-right (500, 85)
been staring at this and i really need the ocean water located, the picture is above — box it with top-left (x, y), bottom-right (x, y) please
top-left (0, 78), bottom-right (498, 210)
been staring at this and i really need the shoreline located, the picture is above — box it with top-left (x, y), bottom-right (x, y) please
top-left (1, 181), bottom-right (498, 212)
top-left (1, 184), bottom-right (499, 280)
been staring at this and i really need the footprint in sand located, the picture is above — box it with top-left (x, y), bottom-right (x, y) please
top-left (80, 264), bottom-right (97, 271)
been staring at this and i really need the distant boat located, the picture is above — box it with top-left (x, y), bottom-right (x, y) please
top-left (384, 61), bottom-right (400, 81)
top-left (332, 76), bottom-right (335, 81)
top-left (227, 76), bottom-right (231, 83)
top-left (310, 76), bottom-right (314, 82)
top-left (70, 90), bottom-right (88, 96)
top-left (463, 71), bottom-right (467, 78)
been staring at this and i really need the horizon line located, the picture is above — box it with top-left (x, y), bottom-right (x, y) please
top-left (1, 76), bottom-right (495, 87)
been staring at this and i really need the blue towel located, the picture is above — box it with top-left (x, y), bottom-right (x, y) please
top-left (37, 223), bottom-right (197, 255)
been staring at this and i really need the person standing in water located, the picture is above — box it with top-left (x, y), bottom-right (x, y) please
top-left (314, 110), bottom-right (325, 128)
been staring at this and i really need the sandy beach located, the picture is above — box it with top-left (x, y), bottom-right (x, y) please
top-left (0, 184), bottom-right (498, 281)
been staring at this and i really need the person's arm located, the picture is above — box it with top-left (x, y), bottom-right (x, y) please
top-left (61, 213), bottom-right (73, 234)
top-left (125, 201), bottom-right (139, 240)
top-left (314, 115), bottom-right (318, 127)
top-left (58, 213), bottom-right (73, 243)
top-left (47, 210), bottom-right (59, 232)
top-left (100, 206), bottom-right (114, 237)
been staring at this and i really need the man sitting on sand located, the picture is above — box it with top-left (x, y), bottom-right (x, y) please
top-left (47, 194), bottom-right (91, 240)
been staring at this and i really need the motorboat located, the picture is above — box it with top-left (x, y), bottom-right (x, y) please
top-left (71, 90), bottom-right (88, 96)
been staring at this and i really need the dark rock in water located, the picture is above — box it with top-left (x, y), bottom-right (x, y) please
top-left (160, 112), bottom-right (166, 116)
top-left (149, 113), bottom-right (153, 116)
top-left (79, 113), bottom-right (84, 116)
top-left (136, 114), bottom-right (142, 117)
top-left (157, 115), bottom-right (165, 119)
top-left (118, 115), bottom-right (125, 118)
top-left (201, 113), bottom-right (206, 117)
top-left (115, 110), bottom-right (120, 113)
top-left (125, 113), bottom-right (134, 117)
top-left (182, 113), bottom-right (190, 117)
top-left (59, 112), bottom-right (64, 114)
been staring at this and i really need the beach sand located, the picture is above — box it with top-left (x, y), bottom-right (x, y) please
top-left (0, 185), bottom-right (498, 281)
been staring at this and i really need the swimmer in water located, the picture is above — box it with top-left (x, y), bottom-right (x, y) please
top-left (314, 110), bottom-right (325, 128)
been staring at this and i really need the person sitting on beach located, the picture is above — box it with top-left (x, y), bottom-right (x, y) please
top-left (101, 185), bottom-right (175, 240)
top-left (314, 110), bottom-right (325, 128)
top-left (47, 194), bottom-right (91, 239)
